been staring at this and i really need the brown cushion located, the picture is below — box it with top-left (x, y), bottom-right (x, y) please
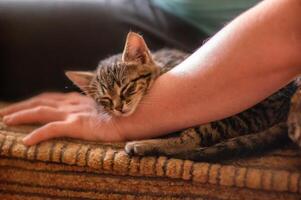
top-left (0, 103), bottom-right (300, 199)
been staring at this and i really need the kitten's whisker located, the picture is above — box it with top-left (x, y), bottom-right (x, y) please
top-left (140, 99), bottom-right (161, 104)
top-left (139, 101), bottom-right (155, 104)
top-left (92, 108), bottom-right (112, 129)
top-left (82, 87), bottom-right (98, 92)
top-left (81, 85), bottom-right (98, 90)
top-left (110, 118), bottom-right (123, 140)
top-left (139, 102), bottom-right (157, 107)
top-left (143, 96), bottom-right (162, 101)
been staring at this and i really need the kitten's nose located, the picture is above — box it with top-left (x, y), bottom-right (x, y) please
top-left (115, 104), bottom-right (124, 112)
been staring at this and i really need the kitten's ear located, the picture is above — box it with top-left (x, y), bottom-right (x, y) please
top-left (122, 32), bottom-right (153, 64)
top-left (65, 71), bottom-right (94, 91)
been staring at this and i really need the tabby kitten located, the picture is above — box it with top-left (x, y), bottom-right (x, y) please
top-left (66, 32), bottom-right (186, 117)
top-left (67, 32), bottom-right (300, 161)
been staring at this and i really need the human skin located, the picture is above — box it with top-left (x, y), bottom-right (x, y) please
top-left (0, 0), bottom-right (301, 146)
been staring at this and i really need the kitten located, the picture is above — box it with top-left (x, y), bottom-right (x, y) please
top-left (66, 32), bottom-right (186, 116)
top-left (66, 32), bottom-right (300, 161)
top-left (125, 84), bottom-right (297, 161)
top-left (288, 85), bottom-right (301, 147)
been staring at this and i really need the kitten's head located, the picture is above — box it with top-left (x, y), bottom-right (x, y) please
top-left (66, 32), bottom-right (160, 116)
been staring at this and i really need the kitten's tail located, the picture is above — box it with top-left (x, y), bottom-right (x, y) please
top-left (174, 122), bottom-right (289, 162)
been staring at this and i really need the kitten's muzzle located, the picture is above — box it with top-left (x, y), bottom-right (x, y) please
top-left (114, 104), bottom-right (124, 112)
top-left (113, 107), bottom-right (133, 117)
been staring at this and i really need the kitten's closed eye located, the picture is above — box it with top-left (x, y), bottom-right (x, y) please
top-left (97, 97), bottom-right (113, 108)
top-left (66, 32), bottom-right (168, 116)
top-left (122, 82), bottom-right (137, 96)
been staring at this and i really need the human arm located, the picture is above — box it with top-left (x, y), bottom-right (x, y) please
top-left (119, 0), bottom-right (301, 140)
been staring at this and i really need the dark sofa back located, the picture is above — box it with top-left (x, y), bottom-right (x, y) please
top-left (0, 1), bottom-right (168, 100)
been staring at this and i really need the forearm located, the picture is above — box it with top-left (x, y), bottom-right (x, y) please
top-left (118, 0), bottom-right (301, 140)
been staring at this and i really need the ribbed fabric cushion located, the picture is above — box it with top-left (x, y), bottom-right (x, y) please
top-left (0, 102), bottom-right (300, 199)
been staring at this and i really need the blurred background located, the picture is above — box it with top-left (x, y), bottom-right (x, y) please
top-left (0, 0), bottom-right (205, 101)
top-left (1, 0), bottom-right (256, 101)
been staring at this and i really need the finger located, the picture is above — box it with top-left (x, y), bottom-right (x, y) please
top-left (63, 93), bottom-right (94, 105)
top-left (0, 92), bottom-right (83, 116)
top-left (59, 104), bottom-right (96, 114)
top-left (3, 106), bottom-right (66, 125)
top-left (22, 120), bottom-right (86, 145)
top-left (22, 122), bottom-right (70, 145)
top-left (39, 92), bottom-right (91, 106)
top-left (0, 99), bottom-right (58, 116)
top-left (37, 92), bottom-right (80, 100)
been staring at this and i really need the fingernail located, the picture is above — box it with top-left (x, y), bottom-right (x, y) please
top-left (22, 135), bottom-right (31, 145)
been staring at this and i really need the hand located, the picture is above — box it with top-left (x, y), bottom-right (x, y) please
top-left (0, 92), bottom-right (125, 145)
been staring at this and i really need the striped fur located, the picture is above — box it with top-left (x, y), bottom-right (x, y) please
top-left (121, 37), bottom-right (300, 161)
top-left (88, 49), bottom-right (187, 117)
top-left (173, 123), bottom-right (289, 162)
top-left (288, 86), bottom-right (301, 147)
top-left (125, 61), bottom-right (299, 161)
top-left (67, 32), bottom-right (300, 161)
top-left (66, 32), bottom-right (188, 117)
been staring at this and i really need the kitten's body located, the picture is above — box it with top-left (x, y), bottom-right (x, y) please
top-left (67, 32), bottom-right (301, 161)
top-left (125, 51), bottom-right (299, 161)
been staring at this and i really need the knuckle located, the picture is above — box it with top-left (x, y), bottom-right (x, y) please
top-left (30, 99), bottom-right (43, 106)
top-left (68, 92), bottom-right (81, 98)
top-left (71, 114), bottom-right (88, 125)
top-left (46, 122), bottom-right (59, 131)
top-left (33, 106), bottom-right (48, 114)
top-left (74, 115), bottom-right (85, 123)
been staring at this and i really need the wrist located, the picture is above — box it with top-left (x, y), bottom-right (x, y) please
top-left (112, 72), bottom-right (183, 141)
top-left (112, 115), bottom-right (136, 141)
top-left (93, 117), bottom-right (128, 142)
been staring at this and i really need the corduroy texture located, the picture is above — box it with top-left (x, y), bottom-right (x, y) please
top-left (0, 103), bottom-right (301, 199)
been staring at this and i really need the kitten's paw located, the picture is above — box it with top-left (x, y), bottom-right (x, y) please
top-left (124, 142), bottom-right (136, 155)
top-left (288, 87), bottom-right (301, 147)
top-left (125, 141), bottom-right (157, 156)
